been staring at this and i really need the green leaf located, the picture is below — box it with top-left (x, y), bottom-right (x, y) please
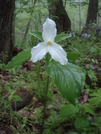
top-left (14, 95), bottom-right (23, 102)
top-left (87, 70), bottom-right (97, 81)
top-left (68, 132), bottom-right (78, 134)
top-left (29, 31), bottom-right (71, 43)
top-left (88, 133), bottom-right (97, 134)
top-left (47, 90), bottom-right (53, 99)
top-left (8, 95), bottom-right (13, 102)
top-left (8, 91), bottom-right (16, 102)
top-left (90, 89), bottom-right (101, 97)
top-left (90, 47), bottom-right (96, 53)
top-left (89, 89), bottom-right (101, 106)
top-left (45, 61), bottom-right (85, 105)
top-left (82, 104), bottom-right (95, 115)
top-left (5, 85), bottom-right (12, 93)
top-left (55, 32), bottom-right (71, 43)
top-left (89, 97), bottom-right (101, 105)
top-left (29, 31), bottom-right (43, 41)
top-left (5, 50), bottom-right (31, 69)
top-left (60, 104), bottom-right (76, 117)
top-left (31, 133), bottom-right (35, 134)
top-left (67, 51), bottom-right (80, 61)
top-left (92, 117), bottom-right (101, 128)
top-left (81, 132), bottom-right (86, 134)
top-left (74, 117), bottom-right (90, 132)
top-left (30, 35), bottom-right (35, 47)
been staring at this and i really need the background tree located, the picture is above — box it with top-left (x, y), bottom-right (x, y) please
top-left (86, 0), bottom-right (98, 25)
top-left (48, 0), bottom-right (71, 33)
top-left (0, 0), bottom-right (15, 62)
top-left (21, 0), bottom-right (35, 47)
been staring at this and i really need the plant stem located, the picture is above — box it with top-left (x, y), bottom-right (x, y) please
top-left (40, 75), bottom-right (49, 134)
top-left (40, 53), bottom-right (50, 134)
top-left (37, 61), bottom-right (41, 97)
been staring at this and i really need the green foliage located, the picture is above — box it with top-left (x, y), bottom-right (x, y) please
top-left (74, 117), bottom-right (91, 132)
top-left (2, 2), bottom-right (101, 132)
top-left (81, 104), bottom-right (95, 115)
top-left (47, 90), bottom-right (53, 99)
top-left (67, 51), bottom-right (80, 62)
top-left (54, 32), bottom-right (71, 43)
top-left (59, 104), bottom-right (77, 117)
top-left (91, 117), bottom-right (101, 131)
top-left (45, 61), bottom-right (85, 105)
top-left (89, 88), bottom-right (101, 107)
top-left (35, 107), bottom-right (43, 124)
top-left (87, 70), bottom-right (98, 82)
top-left (5, 50), bottom-right (31, 70)
top-left (68, 132), bottom-right (78, 134)
top-left (29, 31), bottom-right (43, 42)
top-left (29, 31), bottom-right (71, 43)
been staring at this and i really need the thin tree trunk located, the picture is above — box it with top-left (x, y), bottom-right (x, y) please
top-left (48, 0), bottom-right (71, 33)
top-left (0, 0), bottom-right (15, 62)
top-left (21, 0), bottom-right (35, 47)
top-left (86, 0), bottom-right (98, 25)
top-left (21, 10), bottom-right (34, 47)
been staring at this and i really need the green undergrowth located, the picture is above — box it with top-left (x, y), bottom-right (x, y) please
top-left (0, 67), bottom-right (101, 133)
top-left (0, 35), bottom-right (101, 133)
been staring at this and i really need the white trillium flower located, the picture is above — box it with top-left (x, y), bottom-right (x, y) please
top-left (31, 18), bottom-right (68, 65)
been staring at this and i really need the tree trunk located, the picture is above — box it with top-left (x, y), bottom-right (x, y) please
top-left (86, 0), bottom-right (98, 25)
top-left (21, 0), bottom-right (35, 47)
top-left (48, 0), bottom-right (71, 33)
top-left (0, 0), bottom-right (15, 62)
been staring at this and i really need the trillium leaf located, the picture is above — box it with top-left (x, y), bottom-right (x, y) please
top-left (45, 61), bottom-right (85, 105)
top-left (29, 31), bottom-right (71, 43)
top-left (5, 50), bottom-right (31, 69)
top-left (29, 31), bottom-right (43, 42)
top-left (55, 32), bottom-right (71, 43)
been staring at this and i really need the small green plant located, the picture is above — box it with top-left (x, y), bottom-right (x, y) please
top-left (89, 88), bottom-right (101, 107)
top-left (87, 70), bottom-right (98, 89)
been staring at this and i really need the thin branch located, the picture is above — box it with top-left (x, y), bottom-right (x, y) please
top-left (14, 0), bottom-right (30, 17)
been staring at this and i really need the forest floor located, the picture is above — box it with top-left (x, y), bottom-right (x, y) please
top-left (0, 37), bottom-right (101, 134)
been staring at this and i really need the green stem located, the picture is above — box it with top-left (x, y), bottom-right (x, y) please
top-left (37, 61), bottom-right (41, 97)
top-left (40, 53), bottom-right (50, 134)
top-left (40, 75), bottom-right (49, 134)
top-left (45, 53), bottom-right (51, 66)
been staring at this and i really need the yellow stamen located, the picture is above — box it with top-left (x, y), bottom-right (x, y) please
top-left (47, 41), bottom-right (52, 46)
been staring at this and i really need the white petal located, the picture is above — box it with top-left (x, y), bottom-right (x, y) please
top-left (31, 42), bottom-right (48, 63)
top-left (48, 42), bottom-right (68, 65)
top-left (42, 18), bottom-right (57, 42)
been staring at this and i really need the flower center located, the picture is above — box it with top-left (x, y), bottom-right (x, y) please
top-left (47, 40), bottom-right (52, 46)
